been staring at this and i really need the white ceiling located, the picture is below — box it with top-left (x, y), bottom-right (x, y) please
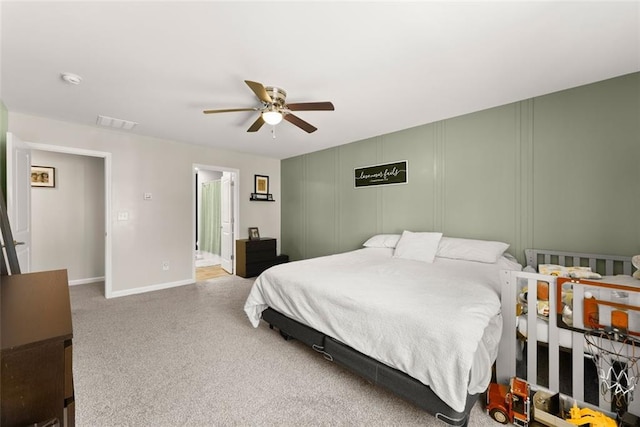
top-left (1, 1), bottom-right (638, 160)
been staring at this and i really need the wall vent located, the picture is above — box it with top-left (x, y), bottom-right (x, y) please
top-left (96, 115), bottom-right (138, 130)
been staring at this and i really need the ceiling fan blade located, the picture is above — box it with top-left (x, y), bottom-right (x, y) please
top-left (203, 107), bottom-right (259, 114)
top-left (284, 114), bottom-right (317, 133)
top-left (286, 102), bottom-right (335, 111)
top-left (247, 115), bottom-right (265, 132)
top-left (244, 80), bottom-right (272, 104)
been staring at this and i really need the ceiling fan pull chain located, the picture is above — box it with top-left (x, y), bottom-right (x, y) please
top-left (271, 126), bottom-right (276, 139)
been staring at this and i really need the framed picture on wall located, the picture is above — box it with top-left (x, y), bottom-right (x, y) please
top-left (248, 227), bottom-right (260, 240)
top-left (31, 166), bottom-right (55, 188)
top-left (254, 175), bottom-right (269, 195)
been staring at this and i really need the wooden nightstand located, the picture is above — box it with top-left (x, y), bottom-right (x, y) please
top-left (236, 238), bottom-right (288, 278)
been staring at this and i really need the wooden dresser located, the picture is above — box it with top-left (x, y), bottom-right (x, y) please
top-left (1, 269), bottom-right (75, 427)
top-left (236, 238), bottom-right (288, 278)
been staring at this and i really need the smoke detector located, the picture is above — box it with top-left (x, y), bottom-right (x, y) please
top-left (61, 72), bottom-right (82, 85)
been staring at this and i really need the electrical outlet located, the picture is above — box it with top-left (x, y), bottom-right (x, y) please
top-left (162, 261), bottom-right (169, 271)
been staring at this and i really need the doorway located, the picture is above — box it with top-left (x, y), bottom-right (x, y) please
top-left (193, 164), bottom-right (239, 279)
top-left (10, 138), bottom-right (112, 296)
top-left (31, 150), bottom-right (105, 286)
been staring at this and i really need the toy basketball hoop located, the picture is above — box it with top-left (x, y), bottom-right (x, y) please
top-left (585, 328), bottom-right (640, 409)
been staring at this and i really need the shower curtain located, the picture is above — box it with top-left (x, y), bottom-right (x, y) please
top-left (200, 180), bottom-right (221, 255)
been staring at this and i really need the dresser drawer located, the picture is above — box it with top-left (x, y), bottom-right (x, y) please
top-left (245, 239), bottom-right (276, 252)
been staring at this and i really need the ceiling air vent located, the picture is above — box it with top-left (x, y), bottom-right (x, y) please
top-left (96, 115), bottom-right (138, 131)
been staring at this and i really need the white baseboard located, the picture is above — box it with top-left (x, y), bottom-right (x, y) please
top-left (69, 276), bottom-right (105, 286)
top-left (107, 279), bottom-right (194, 299)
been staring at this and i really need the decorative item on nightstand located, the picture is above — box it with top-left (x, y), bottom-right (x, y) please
top-left (248, 227), bottom-right (260, 240)
top-left (633, 255), bottom-right (640, 279)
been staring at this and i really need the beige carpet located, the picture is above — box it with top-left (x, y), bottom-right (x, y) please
top-left (69, 276), bottom-right (496, 426)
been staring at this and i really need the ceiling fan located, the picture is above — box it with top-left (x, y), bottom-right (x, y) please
top-left (203, 80), bottom-right (334, 134)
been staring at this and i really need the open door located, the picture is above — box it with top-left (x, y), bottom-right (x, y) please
top-left (6, 132), bottom-right (31, 273)
top-left (0, 186), bottom-right (21, 274)
top-left (220, 172), bottom-right (233, 274)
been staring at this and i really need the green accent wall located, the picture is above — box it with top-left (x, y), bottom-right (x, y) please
top-left (282, 72), bottom-right (640, 263)
top-left (0, 100), bottom-right (8, 196)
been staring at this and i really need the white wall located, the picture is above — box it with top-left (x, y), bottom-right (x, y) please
top-left (31, 150), bottom-right (105, 283)
top-left (9, 112), bottom-right (281, 297)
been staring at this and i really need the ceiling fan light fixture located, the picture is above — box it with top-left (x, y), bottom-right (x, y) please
top-left (203, 79), bottom-right (333, 133)
top-left (262, 110), bottom-right (283, 125)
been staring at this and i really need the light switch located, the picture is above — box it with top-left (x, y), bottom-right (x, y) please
top-left (117, 212), bottom-right (129, 221)
top-left (144, 193), bottom-right (152, 200)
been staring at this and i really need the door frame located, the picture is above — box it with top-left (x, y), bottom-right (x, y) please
top-left (192, 163), bottom-right (239, 277)
top-left (28, 142), bottom-right (113, 297)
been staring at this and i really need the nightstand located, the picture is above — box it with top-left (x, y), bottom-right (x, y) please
top-left (236, 238), bottom-right (288, 278)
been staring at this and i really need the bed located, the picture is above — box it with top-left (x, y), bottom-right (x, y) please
top-left (244, 232), bottom-right (522, 426)
top-left (497, 249), bottom-right (639, 415)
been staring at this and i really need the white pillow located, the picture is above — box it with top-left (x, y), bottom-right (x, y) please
top-left (436, 237), bottom-right (509, 263)
top-left (393, 231), bottom-right (443, 263)
top-left (363, 234), bottom-right (401, 248)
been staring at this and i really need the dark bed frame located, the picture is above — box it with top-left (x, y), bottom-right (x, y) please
top-left (261, 307), bottom-right (479, 426)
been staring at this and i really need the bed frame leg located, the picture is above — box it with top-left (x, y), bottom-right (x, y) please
top-left (279, 330), bottom-right (291, 341)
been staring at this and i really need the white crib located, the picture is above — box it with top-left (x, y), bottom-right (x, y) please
top-left (497, 249), bottom-right (638, 415)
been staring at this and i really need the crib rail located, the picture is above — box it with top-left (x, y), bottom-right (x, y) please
top-left (525, 249), bottom-right (634, 276)
top-left (498, 250), bottom-right (638, 416)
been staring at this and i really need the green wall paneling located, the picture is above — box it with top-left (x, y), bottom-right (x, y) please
top-left (379, 125), bottom-right (436, 234)
top-left (305, 148), bottom-right (339, 259)
top-left (282, 72), bottom-right (640, 263)
top-left (532, 73), bottom-right (639, 255)
top-left (281, 155), bottom-right (305, 261)
top-left (441, 104), bottom-right (519, 245)
top-left (337, 137), bottom-right (380, 253)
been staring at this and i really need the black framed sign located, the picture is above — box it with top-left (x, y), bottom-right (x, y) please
top-left (354, 160), bottom-right (408, 188)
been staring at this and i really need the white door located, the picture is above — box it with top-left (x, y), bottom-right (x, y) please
top-left (6, 132), bottom-right (32, 273)
top-left (220, 173), bottom-right (233, 273)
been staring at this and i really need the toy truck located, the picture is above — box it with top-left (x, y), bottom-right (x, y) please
top-left (487, 377), bottom-right (531, 426)
top-left (487, 377), bottom-right (617, 427)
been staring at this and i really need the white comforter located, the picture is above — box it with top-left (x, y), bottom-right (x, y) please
top-left (244, 247), bottom-right (521, 412)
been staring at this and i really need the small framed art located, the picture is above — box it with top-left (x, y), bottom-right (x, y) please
top-left (248, 227), bottom-right (260, 240)
top-left (31, 166), bottom-right (55, 188)
top-left (254, 175), bottom-right (269, 195)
